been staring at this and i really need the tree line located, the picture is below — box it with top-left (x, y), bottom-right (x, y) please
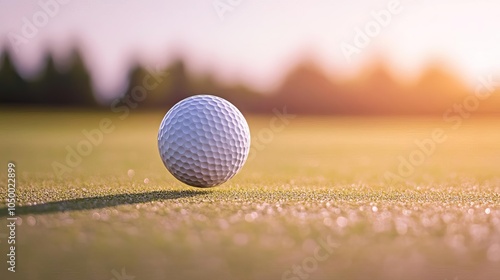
top-left (1, 47), bottom-right (500, 115)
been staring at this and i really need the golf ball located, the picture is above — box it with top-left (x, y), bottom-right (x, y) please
top-left (158, 95), bottom-right (251, 188)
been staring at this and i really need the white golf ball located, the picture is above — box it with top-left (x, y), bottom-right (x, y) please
top-left (158, 95), bottom-right (251, 188)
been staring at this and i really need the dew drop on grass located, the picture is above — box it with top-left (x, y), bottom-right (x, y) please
top-left (336, 216), bottom-right (348, 228)
top-left (323, 217), bottom-right (333, 226)
top-left (127, 169), bottom-right (135, 178)
top-left (27, 216), bottom-right (36, 226)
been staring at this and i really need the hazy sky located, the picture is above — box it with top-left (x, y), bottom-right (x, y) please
top-left (1, 0), bottom-right (500, 96)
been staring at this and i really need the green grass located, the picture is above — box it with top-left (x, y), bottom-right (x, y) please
top-left (0, 109), bottom-right (499, 280)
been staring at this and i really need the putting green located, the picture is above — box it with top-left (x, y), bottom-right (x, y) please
top-left (0, 109), bottom-right (499, 280)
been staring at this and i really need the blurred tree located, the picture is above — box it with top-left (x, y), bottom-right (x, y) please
top-left (410, 63), bottom-right (470, 114)
top-left (65, 49), bottom-right (97, 106)
top-left (0, 50), bottom-right (30, 103)
top-left (118, 63), bottom-right (167, 109)
top-left (164, 59), bottom-right (191, 107)
top-left (351, 60), bottom-right (403, 114)
top-left (36, 49), bottom-right (97, 106)
top-left (119, 58), bottom-right (194, 110)
top-left (270, 60), bottom-right (341, 114)
top-left (188, 71), bottom-right (263, 113)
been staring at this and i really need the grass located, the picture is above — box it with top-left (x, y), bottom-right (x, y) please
top-left (0, 108), bottom-right (499, 280)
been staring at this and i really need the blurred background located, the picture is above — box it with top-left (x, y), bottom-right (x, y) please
top-left (1, 0), bottom-right (500, 114)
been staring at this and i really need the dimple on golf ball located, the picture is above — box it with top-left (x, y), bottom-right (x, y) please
top-left (158, 95), bottom-right (251, 188)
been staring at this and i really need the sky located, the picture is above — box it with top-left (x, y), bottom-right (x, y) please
top-left (1, 0), bottom-right (500, 97)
